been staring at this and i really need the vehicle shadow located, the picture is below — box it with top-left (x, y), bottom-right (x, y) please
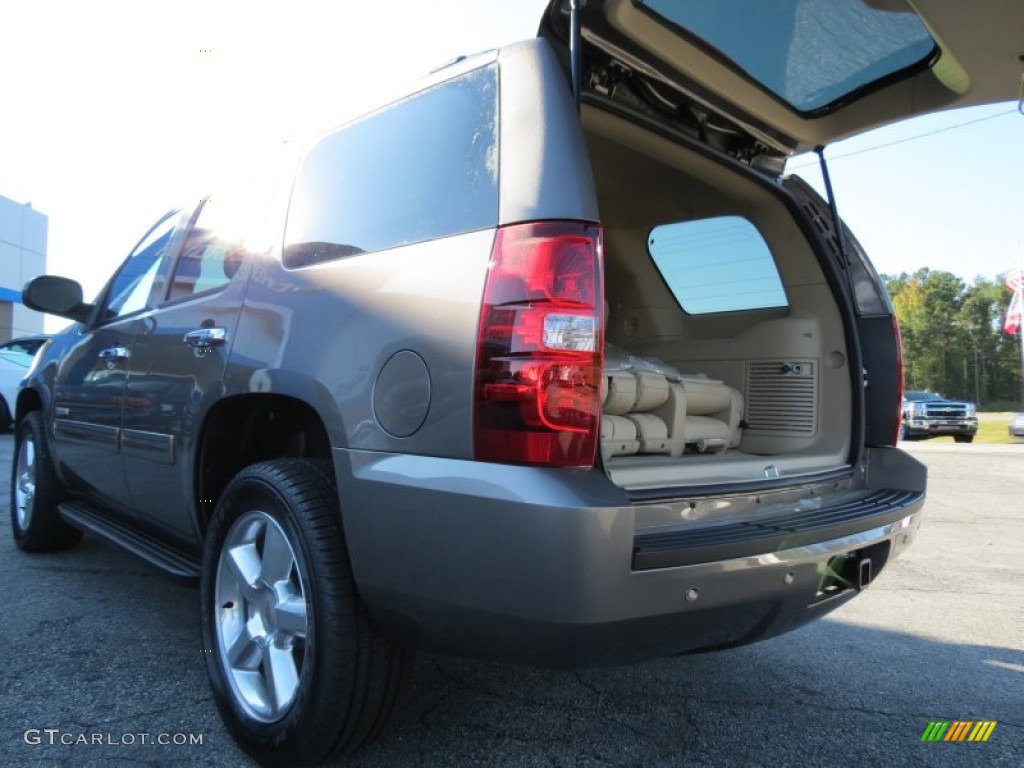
top-left (341, 619), bottom-right (1023, 768)
top-left (1, 456), bottom-right (1020, 768)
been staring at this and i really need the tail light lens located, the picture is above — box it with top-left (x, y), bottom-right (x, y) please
top-left (474, 221), bottom-right (604, 466)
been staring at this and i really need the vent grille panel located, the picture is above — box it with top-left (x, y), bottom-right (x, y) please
top-left (745, 360), bottom-right (818, 436)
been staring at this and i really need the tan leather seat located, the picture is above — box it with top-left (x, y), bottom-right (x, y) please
top-left (600, 365), bottom-right (743, 460)
top-left (678, 375), bottom-right (743, 452)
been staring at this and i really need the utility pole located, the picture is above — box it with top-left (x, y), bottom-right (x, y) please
top-left (974, 348), bottom-right (981, 407)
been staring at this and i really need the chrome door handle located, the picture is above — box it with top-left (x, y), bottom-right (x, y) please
top-left (183, 327), bottom-right (227, 348)
top-left (98, 346), bottom-right (131, 360)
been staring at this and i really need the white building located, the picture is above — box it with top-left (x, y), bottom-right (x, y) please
top-left (0, 194), bottom-right (47, 341)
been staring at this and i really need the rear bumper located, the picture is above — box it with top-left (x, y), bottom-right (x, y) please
top-left (333, 447), bottom-right (925, 667)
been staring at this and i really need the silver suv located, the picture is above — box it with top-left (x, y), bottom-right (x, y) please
top-left (11, 2), bottom-right (1018, 765)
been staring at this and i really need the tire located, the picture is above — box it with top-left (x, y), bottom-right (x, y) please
top-left (200, 459), bottom-right (407, 767)
top-left (900, 424), bottom-right (920, 442)
top-left (10, 411), bottom-right (82, 552)
top-left (954, 435), bottom-right (974, 444)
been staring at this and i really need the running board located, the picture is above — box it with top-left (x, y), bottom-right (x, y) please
top-left (59, 502), bottom-right (202, 581)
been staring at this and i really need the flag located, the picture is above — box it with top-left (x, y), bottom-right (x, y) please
top-left (1007, 266), bottom-right (1023, 336)
top-left (1006, 286), bottom-right (1023, 335)
top-left (1006, 266), bottom-right (1022, 294)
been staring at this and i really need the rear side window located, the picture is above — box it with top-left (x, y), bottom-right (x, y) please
top-left (648, 216), bottom-right (788, 315)
top-left (284, 64), bottom-right (498, 268)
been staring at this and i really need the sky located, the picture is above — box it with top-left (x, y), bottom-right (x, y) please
top-left (2, 0), bottom-right (1022, 322)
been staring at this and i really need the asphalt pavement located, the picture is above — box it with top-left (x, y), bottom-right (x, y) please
top-left (1, 437), bottom-right (1021, 767)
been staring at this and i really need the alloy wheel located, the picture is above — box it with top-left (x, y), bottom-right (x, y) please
top-left (215, 510), bottom-right (309, 723)
top-left (14, 434), bottom-right (36, 532)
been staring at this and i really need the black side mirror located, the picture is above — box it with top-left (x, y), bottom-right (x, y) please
top-left (22, 276), bottom-right (94, 323)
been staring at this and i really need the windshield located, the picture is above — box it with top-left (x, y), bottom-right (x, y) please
top-left (638, 0), bottom-right (937, 113)
top-left (0, 351), bottom-right (34, 369)
top-left (904, 391), bottom-right (944, 402)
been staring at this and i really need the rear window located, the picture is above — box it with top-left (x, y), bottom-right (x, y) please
top-left (283, 64), bottom-right (498, 268)
top-left (639, 0), bottom-right (936, 113)
top-left (648, 216), bottom-right (788, 315)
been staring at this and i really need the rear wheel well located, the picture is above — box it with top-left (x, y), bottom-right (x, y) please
top-left (0, 395), bottom-right (11, 431)
top-left (196, 395), bottom-right (332, 531)
top-left (15, 388), bottom-right (44, 426)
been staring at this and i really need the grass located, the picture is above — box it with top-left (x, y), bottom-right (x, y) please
top-left (904, 412), bottom-right (1020, 445)
top-left (974, 413), bottom-right (1018, 445)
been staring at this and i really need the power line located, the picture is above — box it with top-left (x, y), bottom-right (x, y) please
top-left (788, 109), bottom-right (1018, 170)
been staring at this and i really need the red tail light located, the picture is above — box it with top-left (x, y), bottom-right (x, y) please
top-left (474, 221), bottom-right (604, 466)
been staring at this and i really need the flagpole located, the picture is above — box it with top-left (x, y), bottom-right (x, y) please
top-left (1018, 249), bottom-right (1024, 408)
top-left (1003, 248), bottom-right (1024, 408)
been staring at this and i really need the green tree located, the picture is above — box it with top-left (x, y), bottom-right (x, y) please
top-left (884, 271), bottom-right (1022, 408)
top-left (885, 269), bottom-right (967, 396)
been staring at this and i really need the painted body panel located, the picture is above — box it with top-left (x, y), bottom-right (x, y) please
top-left (49, 320), bottom-right (139, 513)
top-left (121, 283), bottom-right (245, 544)
top-left (332, 445), bottom-right (925, 666)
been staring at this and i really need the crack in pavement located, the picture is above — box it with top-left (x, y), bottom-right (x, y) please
top-left (60, 697), bottom-right (213, 731)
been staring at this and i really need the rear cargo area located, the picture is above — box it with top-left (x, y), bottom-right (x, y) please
top-left (583, 105), bottom-right (853, 491)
